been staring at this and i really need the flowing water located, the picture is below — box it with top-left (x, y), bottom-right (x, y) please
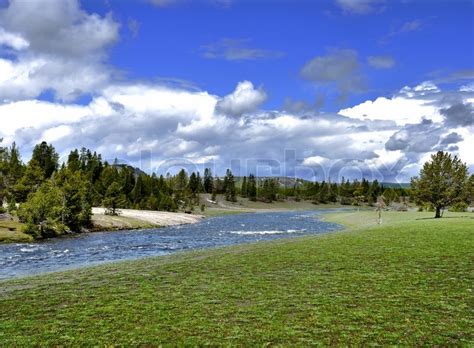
top-left (0, 210), bottom-right (342, 280)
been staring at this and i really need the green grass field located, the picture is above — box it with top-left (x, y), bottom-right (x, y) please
top-left (0, 211), bottom-right (473, 345)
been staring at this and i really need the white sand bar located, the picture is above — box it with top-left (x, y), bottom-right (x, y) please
top-left (92, 208), bottom-right (204, 227)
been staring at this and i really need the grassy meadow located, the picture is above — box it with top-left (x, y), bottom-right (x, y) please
top-left (0, 210), bottom-right (472, 345)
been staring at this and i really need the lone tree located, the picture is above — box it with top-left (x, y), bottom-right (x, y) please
top-left (103, 181), bottom-right (124, 216)
top-left (411, 151), bottom-right (470, 218)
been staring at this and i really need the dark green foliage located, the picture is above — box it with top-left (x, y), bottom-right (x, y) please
top-left (159, 195), bottom-right (177, 212)
top-left (175, 169), bottom-right (188, 192)
top-left (203, 168), bottom-right (213, 193)
top-left (450, 202), bottom-right (468, 212)
top-left (224, 169), bottom-right (236, 202)
top-left (241, 176), bottom-right (247, 197)
top-left (5, 142), bottom-right (24, 195)
top-left (12, 160), bottom-right (44, 202)
top-left (7, 197), bottom-right (16, 214)
top-left (17, 181), bottom-right (66, 238)
top-left (189, 172), bottom-right (200, 197)
top-left (67, 149), bottom-right (81, 172)
top-left (411, 151), bottom-right (471, 218)
top-left (328, 182), bottom-right (338, 203)
top-left (259, 178), bottom-right (278, 203)
top-left (318, 181), bottom-right (329, 203)
top-left (214, 177), bottom-right (224, 194)
top-left (247, 174), bottom-right (257, 201)
top-left (103, 182), bottom-right (126, 215)
top-left (0, 138), bottom-right (7, 203)
top-left (31, 141), bottom-right (59, 178)
top-left (55, 168), bottom-right (92, 231)
top-left (17, 168), bottom-right (92, 238)
top-left (144, 195), bottom-right (160, 210)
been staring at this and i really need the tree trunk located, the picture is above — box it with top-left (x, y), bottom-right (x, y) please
top-left (435, 207), bottom-right (441, 218)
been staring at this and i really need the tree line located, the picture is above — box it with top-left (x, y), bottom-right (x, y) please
top-left (1, 139), bottom-right (472, 238)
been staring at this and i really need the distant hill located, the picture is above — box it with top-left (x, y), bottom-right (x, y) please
top-left (111, 164), bottom-right (147, 177)
top-left (233, 176), bottom-right (309, 188)
top-left (232, 177), bottom-right (410, 189)
top-left (108, 169), bottom-right (411, 189)
top-left (380, 182), bottom-right (411, 189)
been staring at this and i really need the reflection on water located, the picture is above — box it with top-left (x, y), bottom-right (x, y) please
top-left (0, 210), bottom-right (342, 280)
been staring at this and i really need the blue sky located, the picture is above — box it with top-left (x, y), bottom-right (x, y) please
top-left (0, 0), bottom-right (473, 181)
top-left (81, 0), bottom-right (474, 110)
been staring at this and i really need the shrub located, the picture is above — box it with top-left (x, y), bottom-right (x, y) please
top-left (340, 197), bottom-right (352, 205)
top-left (7, 198), bottom-right (17, 214)
top-left (450, 202), bottom-right (468, 212)
top-left (23, 219), bottom-right (68, 239)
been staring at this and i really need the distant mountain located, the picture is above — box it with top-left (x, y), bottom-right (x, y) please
top-left (111, 163), bottom-right (147, 177)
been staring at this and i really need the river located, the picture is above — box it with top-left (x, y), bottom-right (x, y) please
top-left (0, 210), bottom-right (342, 280)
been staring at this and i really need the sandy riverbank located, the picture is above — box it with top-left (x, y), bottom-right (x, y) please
top-left (91, 207), bottom-right (204, 231)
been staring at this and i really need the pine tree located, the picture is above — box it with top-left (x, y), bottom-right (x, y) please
top-left (260, 178), bottom-right (278, 203)
top-left (159, 195), bottom-right (177, 212)
top-left (361, 178), bottom-right (370, 198)
top-left (55, 168), bottom-right (92, 231)
top-left (241, 176), bottom-right (247, 197)
top-left (247, 174), bottom-right (257, 201)
top-left (411, 151), bottom-right (470, 218)
top-left (224, 169), bottom-right (236, 202)
top-left (214, 177), bottom-right (223, 194)
top-left (175, 169), bottom-right (188, 191)
top-left (318, 181), bottom-right (329, 203)
top-left (13, 160), bottom-right (45, 202)
top-left (145, 195), bottom-right (160, 210)
top-left (204, 168), bottom-right (213, 193)
top-left (31, 141), bottom-right (59, 178)
top-left (0, 139), bottom-right (7, 203)
top-left (6, 142), bottom-right (24, 192)
top-left (328, 182), bottom-right (338, 203)
top-left (189, 172), bottom-right (199, 197)
top-left (103, 181), bottom-right (125, 216)
top-left (67, 149), bottom-right (81, 172)
top-left (196, 172), bottom-right (204, 193)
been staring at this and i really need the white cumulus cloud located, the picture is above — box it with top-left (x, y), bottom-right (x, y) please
top-left (215, 81), bottom-right (267, 117)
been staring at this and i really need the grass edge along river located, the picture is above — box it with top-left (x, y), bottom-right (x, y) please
top-left (0, 210), bottom-right (473, 345)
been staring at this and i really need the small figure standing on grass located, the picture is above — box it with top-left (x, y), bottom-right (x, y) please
top-left (376, 196), bottom-right (385, 225)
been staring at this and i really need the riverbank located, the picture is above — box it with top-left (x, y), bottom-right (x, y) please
top-left (0, 208), bottom-right (205, 243)
top-left (0, 217), bottom-right (33, 243)
top-left (1, 210), bottom-right (472, 345)
top-left (91, 207), bottom-right (204, 230)
top-left (0, 197), bottom-right (343, 243)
